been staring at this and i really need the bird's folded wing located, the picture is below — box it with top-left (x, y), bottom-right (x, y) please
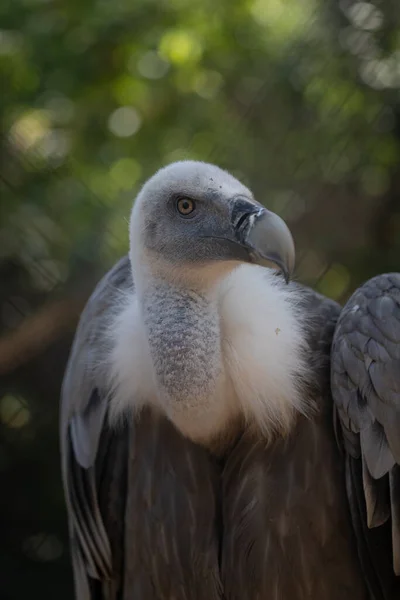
top-left (331, 273), bottom-right (400, 596)
top-left (60, 256), bottom-right (132, 595)
top-left (60, 255), bottom-right (223, 600)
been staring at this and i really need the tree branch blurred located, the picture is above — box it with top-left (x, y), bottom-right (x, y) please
top-left (0, 292), bottom-right (87, 376)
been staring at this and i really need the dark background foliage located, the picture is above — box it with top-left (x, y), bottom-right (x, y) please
top-left (0, 0), bottom-right (399, 598)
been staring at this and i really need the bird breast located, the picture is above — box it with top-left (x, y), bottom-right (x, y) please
top-left (106, 264), bottom-right (311, 446)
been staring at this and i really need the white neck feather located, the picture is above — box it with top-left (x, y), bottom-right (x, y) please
top-left (217, 264), bottom-right (311, 437)
top-left (106, 262), bottom-right (311, 446)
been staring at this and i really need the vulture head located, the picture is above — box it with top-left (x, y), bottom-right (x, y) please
top-left (109, 161), bottom-right (309, 447)
top-left (129, 161), bottom-right (295, 289)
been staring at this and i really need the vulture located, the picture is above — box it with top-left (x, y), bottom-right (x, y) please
top-left (60, 160), bottom-right (400, 600)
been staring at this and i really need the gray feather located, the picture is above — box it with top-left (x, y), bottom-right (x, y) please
top-left (360, 421), bottom-right (395, 480)
top-left (332, 272), bottom-right (400, 591)
top-left (362, 455), bottom-right (390, 528)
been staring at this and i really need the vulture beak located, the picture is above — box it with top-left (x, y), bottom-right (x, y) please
top-left (231, 198), bottom-right (295, 283)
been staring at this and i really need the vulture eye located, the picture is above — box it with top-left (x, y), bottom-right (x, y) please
top-left (176, 197), bottom-right (196, 217)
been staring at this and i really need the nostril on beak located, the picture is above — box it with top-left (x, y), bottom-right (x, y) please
top-left (235, 212), bottom-right (254, 235)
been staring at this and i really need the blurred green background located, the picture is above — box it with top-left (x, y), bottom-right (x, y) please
top-left (0, 0), bottom-right (399, 598)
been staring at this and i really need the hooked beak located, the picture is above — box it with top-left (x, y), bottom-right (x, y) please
top-left (231, 198), bottom-right (295, 283)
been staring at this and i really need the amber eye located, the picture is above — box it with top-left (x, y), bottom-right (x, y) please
top-left (176, 197), bottom-right (195, 216)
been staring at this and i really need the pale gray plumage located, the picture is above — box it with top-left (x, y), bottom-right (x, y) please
top-left (61, 160), bottom-right (400, 599)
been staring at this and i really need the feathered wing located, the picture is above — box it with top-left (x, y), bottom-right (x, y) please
top-left (60, 256), bottom-right (222, 600)
top-left (331, 273), bottom-right (400, 598)
top-left (60, 257), bottom-right (132, 599)
top-left (221, 286), bottom-right (368, 599)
